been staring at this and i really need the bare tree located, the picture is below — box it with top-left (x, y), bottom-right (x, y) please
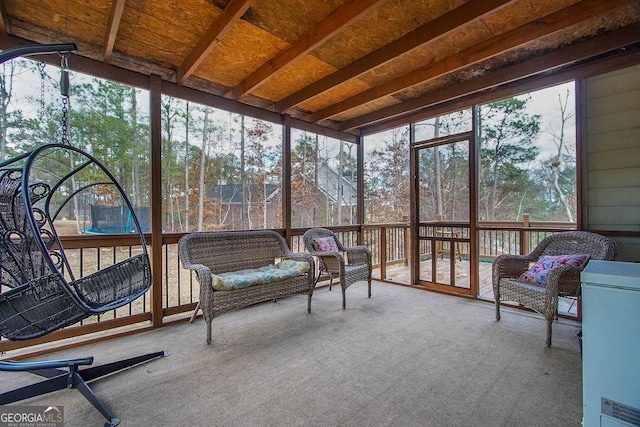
top-left (198, 107), bottom-right (209, 231)
top-left (161, 97), bottom-right (180, 231)
top-left (129, 86), bottom-right (141, 206)
top-left (240, 115), bottom-right (248, 229)
top-left (547, 90), bottom-right (575, 222)
top-left (337, 140), bottom-right (344, 224)
top-left (183, 101), bottom-right (190, 231)
top-left (0, 61), bottom-right (16, 159)
top-left (433, 117), bottom-right (443, 217)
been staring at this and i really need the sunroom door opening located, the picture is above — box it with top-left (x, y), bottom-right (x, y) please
top-left (415, 132), bottom-right (474, 296)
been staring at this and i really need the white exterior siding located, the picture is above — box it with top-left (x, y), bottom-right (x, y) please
top-left (584, 64), bottom-right (640, 261)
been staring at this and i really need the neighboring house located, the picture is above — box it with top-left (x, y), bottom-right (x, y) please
top-left (291, 160), bottom-right (358, 226)
top-left (205, 183), bottom-right (280, 229)
top-left (315, 160), bottom-right (357, 208)
top-left (204, 162), bottom-right (358, 229)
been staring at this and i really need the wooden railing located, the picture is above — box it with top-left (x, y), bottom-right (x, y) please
top-left (0, 218), bottom-right (576, 355)
top-left (478, 220), bottom-right (577, 259)
top-left (362, 223), bottom-right (410, 281)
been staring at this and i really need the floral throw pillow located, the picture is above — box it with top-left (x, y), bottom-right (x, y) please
top-left (312, 236), bottom-right (339, 253)
top-left (518, 254), bottom-right (591, 286)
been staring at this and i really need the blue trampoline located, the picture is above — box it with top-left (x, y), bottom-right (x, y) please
top-left (84, 205), bottom-right (150, 234)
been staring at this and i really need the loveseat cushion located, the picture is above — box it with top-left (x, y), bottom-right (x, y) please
top-left (277, 259), bottom-right (311, 275)
top-left (211, 261), bottom-right (310, 291)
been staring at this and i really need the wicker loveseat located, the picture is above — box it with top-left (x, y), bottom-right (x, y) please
top-left (179, 230), bottom-right (316, 344)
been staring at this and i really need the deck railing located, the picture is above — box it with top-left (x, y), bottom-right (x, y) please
top-left (0, 218), bottom-right (576, 354)
top-left (362, 223), bottom-right (410, 281)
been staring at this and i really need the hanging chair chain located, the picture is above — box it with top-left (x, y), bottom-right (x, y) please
top-left (60, 53), bottom-right (70, 145)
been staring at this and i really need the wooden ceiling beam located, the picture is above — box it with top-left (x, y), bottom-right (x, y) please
top-left (338, 22), bottom-right (640, 130)
top-left (275, 0), bottom-right (516, 112)
top-left (177, 0), bottom-right (253, 84)
top-left (308, 0), bottom-right (632, 123)
top-left (226, 0), bottom-right (385, 100)
top-left (0, 0), bottom-right (10, 35)
top-left (103, 0), bottom-right (126, 63)
top-left (362, 48), bottom-right (640, 135)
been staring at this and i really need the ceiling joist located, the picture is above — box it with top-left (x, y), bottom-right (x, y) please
top-left (363, 48), bottom-right (640, 135)
top-left (0, 1), bottom-right (9, 35)
top-left (275, 0), bottom-right (516, 112)
top-left (339, 22), bottom-right (640, 130)
top-left (307, 0), bottom-right (633, 123)
top-left (1, 0), bottom-right (638, 136)
top-left (103, 0), bottom-right (126, 63)
top-left (226, 0), bottom-right (385, 100)
top-left (177, 0), bottom-right (254, 84)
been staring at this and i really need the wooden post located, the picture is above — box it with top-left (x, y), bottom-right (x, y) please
top-left (404, 225), bottom-right (410, 267)
top-left (282, 114), bottom-right (292, 246)
top-left (409, 123), bottom-right (419, 286)
top-left (380, 226), bottom-right (387, 280)
top-left (522, 213), bottom-right (530, 255)
top-left (356, 132), bottom-right (365, 246)
top-left (149, 75), bottom-right (163, 329)
top-left (469, 108), bottom-right (479, 298)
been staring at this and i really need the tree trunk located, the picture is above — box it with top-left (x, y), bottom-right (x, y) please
top-left (314, 134), bottom-right (318, 224)
top-left (550, 91), bottom-right (574, 222)
top-left (0, 62), bottom-right (16, 159)
top-left (198, 108), bottom-right (209, 231)
top-left (184, 102), bottom-right (190, 231)
top-left (433, 117), bottom-right (443, 217)
top-left (490, 150), bottom-right (500, 221)
top-left (239, 115), bottom-right (249, 229)
top-left (130, 87), bottom-right (141, 206)
top-left (337, 140), bottom-right (344, 225)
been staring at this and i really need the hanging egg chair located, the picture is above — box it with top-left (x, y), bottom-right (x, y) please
top-left (0, 143), bottom-right (151, 339)
top-left (0, 44), bottom-right (167, 427)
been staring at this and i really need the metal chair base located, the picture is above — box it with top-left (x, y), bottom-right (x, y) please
top-left (0, 351), bottom-right (169, 427)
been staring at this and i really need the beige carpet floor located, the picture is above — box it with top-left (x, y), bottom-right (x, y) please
top-left (1, 281), bottom-right (584, 427)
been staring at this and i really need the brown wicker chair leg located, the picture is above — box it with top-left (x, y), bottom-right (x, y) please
top-left (189, 302), bottom-right (201, 323)
top-left (206, 320), bottom-right (213, 345)
top-left (546, 319), bottom-right (553, 348)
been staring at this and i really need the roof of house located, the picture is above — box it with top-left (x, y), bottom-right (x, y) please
top-left (206, 183), bottom-right (279, 204)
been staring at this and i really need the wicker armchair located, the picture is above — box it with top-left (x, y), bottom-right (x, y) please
top-left (493, 231), bottom-right (618, 347)
top-left (302, 227), bottom-right (372, 309)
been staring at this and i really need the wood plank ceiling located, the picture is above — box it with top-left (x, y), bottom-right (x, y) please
top-left (1, 0), bottom-right (639, 135)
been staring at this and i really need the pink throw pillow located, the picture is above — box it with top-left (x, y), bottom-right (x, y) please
top-left (518, 254), bottom-right (591, 286)
top-left (312, 236), bottom-right (339, 252)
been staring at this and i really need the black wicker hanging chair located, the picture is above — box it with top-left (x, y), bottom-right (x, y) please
top-left (0, 45), bottom-right (167, 427)
top-left (0, 144), bottom-right (152, 339)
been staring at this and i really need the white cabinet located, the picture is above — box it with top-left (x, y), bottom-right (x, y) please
top-left (581, 261), bottom-right (640, 427)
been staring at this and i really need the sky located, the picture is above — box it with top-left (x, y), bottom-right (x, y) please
top-left (363, 81), bottom-right (576, 159)
top-left (6, 57), bottom-right (576, 163)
